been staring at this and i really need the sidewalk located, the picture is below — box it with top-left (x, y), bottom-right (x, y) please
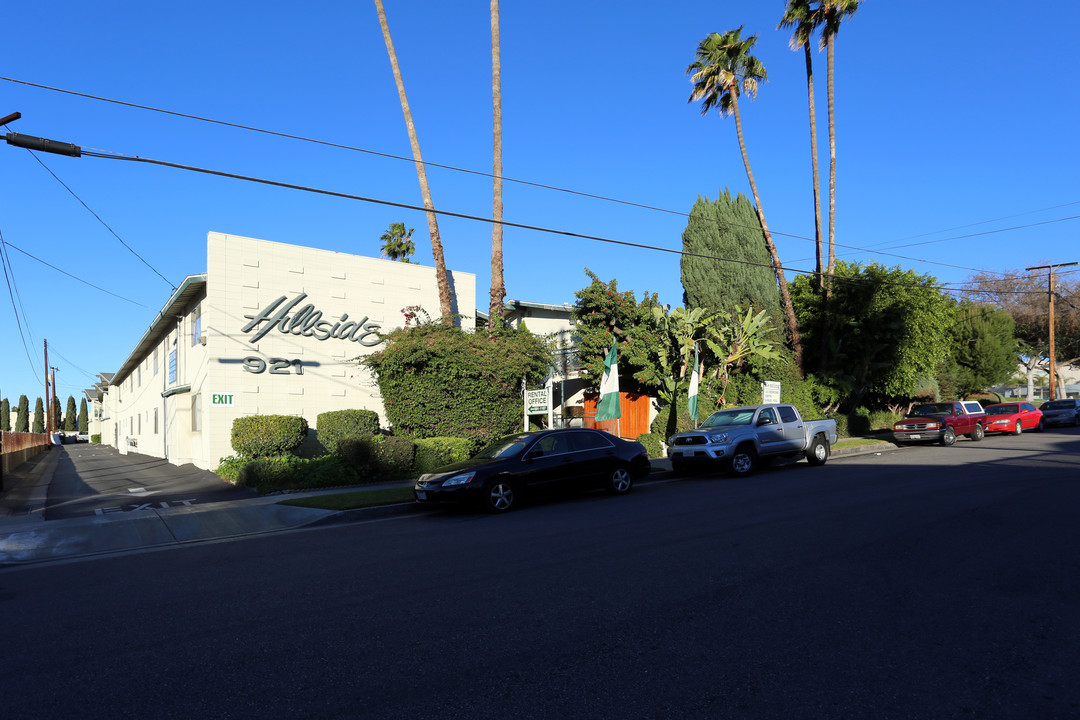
top-left (0, 441), bottom-right (898, 568)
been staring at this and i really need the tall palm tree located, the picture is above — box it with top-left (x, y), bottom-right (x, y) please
top-left (778, 0), bottom-right (824, 290)
top-left (379, 222), bottom-right (416, 262)
top-left (489, 0), bottom-right (506, 325)
top-left (687, 27), bottom-right (803, 369)
top-left (820, 0), bottom-right (862, 298)
top-left (373, 0), bottom-right (453, 321)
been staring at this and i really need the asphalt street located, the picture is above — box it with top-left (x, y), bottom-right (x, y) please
top-left (2, 427), bottom-right (1078, 719)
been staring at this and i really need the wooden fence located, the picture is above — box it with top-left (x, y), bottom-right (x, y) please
top-left (0, 432), bottom-right (51, 487)
top-left (582, 392), bottom-right (652, 439)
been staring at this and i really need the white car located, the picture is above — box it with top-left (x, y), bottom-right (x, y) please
top-left (77, 431), bottom-right (90, 443)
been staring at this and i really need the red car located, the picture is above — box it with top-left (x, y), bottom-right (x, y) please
top-left (982, 402), bottom-right (1043, 435)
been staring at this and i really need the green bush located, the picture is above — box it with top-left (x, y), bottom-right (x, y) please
top-left (867, 410), bottom-right (901, 433)
top-left (337, 434), bottom-right (417, 482)
top-left (316, 409), bottom-right (380, 455)
top-left (235, 455), bottom-right (359, 494)
top-left (231, 415), bottom-right (309, 458)
top-left (636, 432), bottom-right (664, 459)
top-left (413, 436), bottom-right (475, 474)
top-left (847, 407), bottom-right (872, 436)
top-left (830, 413), bottom-right (850, 439)
top-left (90, 433), bottom-right (101, 444)
top-left (215, 455), bottom-right (247, 483)
top-left (362, 323), bottom-right (550, 445)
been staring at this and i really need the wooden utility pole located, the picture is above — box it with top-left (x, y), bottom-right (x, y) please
top-left (44, 339), bottom-right (51, 435)
top-left (1026, 262), bottom-right (1078, 401)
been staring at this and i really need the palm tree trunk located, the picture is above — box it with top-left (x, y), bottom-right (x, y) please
top-left (729, 91), bottom-right (803, 371)
top-left (488, 0), bottom-right (506, 325)
top-left (803, 42), bottom-right (823, 289)
top-left (825, 33), bottom-right (837, 300)
top-left (374, 0), bottom-right (454, 322)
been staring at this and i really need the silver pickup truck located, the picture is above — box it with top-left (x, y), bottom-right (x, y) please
top-left (667, 403), bottom-right (839, 477)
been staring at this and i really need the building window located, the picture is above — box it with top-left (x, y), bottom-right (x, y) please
top-left (137, 367), bottom-right (141, 387)
top-left (192, 393), bottom-right (202, 432)
top-left (137, 414), bottom-right (141, 434)
top-left (192, 305), bottom-right (202, 346)
top-left (154, 348), bottom-right (159, 376)
top-left (154, 408), bottom-right (159, 434)
top-left (168, 350), bottom-right (177, 385)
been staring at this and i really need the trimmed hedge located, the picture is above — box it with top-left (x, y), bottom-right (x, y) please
top-left (234, 455), bottom-right (358, 494)
top-left (231, 415), bottom-right (309, 458)
top-left (337, 434), bottom-right (417, 482)
top-left (90, 433), bottom-right (101, 444)
top-left (636, 432), bottom-right (664, 459)
top-left (413, 436), bottom-right (475, 474)
top-left (316, 409), bottom-right (380, 456)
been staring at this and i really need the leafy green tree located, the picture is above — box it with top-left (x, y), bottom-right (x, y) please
top-left (64, 395), bottom-right (78, 431)
top-left (33, 397), bottom-right (45, 434)
top-left (571, 270), bottom-right (661, 394)
top-left (16, 395), bottom-right (29, 432)
top-left (378, 222), bottom-right (416, 263)
top-left (942, 303), bottom-right (1018, 398)
top-left (78, 398), bottom-right (89, 432)
top-left (687, 27), bottom-right (802, 369)
top-left (363, 323), bottom-right (551, 445)
top-left (1, 397), bottom-right (9, 431)
top-left (681, 190), bottom-right (779, 319)
top-left (51, 396), bottom-right (62, 432)
top-left (791, 261), bottom-right (954, 409)
top-left (961, 268), bottom-right (1080, 399)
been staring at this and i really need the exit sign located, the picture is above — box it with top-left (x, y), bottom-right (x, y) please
top-left (212, 393), bottom-right (235, 407)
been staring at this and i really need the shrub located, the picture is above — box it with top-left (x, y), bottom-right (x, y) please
top-left (231, 415), bottom-right (309, 458)
top-left (636, 432), bottom-right (664, 459)
top-left (363, 323), bottom-right (550, 445)
top-left (830, 413), bottom-right (850, 439)
top-left (90, 433), bottom-right (101, 444)
top-left (337, 434), bottom-right (417, 482)
top-left (215, 455), bottom-right (247, 483)
top-left (846, 407), bottom-right (872, 436)
top-left (413, 436), bottom-right (475, 474)
top-left (867, 410), bottom-right (901, 433)
top-left (235, 455), bottom-right (359, 493)
top-left (316, 409), bottom-right (380, 455)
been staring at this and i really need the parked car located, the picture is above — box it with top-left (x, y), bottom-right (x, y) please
top-left (1039, 398), bottom-right (1080, 427)
top-left (413, 428), bottom-right (650, 513)
top-left (892, 401), bottom-right (986, 446)
top-left (666, 404), bottom-right (838, 477)
top-left (982, 402), bottom-right (1043, 435)
top-left (77, 431), bottom-right (90, 443)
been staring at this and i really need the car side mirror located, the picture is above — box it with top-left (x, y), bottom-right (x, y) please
top-left (757, 417), bottom-right (772, 426)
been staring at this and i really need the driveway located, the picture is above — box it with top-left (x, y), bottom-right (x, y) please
top-left (43, 444), bottom-right (256, 520)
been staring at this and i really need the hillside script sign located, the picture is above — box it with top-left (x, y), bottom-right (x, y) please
top-left (241, 293), bottom-right (382, 347)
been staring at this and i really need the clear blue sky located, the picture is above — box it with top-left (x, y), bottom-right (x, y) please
top-left (2, 0), bottom-right (1078, 405)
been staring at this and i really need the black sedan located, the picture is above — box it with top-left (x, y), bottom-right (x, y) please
top-left (414, 428), bottom-right (651, 513)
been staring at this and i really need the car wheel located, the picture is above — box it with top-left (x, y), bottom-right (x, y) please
top-left (1012, 420), bottom-right (1023, 436)
top-left (727, 444), bottom-right (758, 477)
top-left (971, 424), bottom-right (985, 441)
top-left (805, 434), bottom-right (829, 466)
top-left (606, 464), bottom-right (633, 495)
top-left (483, 479), bottom-right (517, 513)
top-left (940, 427), bottom-right (957, 446)
top-left (1035, 418), bottom-right (1044, 433)
top-left (1073, 413), bottom-right (1079, 427)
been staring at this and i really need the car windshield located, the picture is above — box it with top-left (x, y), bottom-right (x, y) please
top-left (702, 409), bottom-right (756, 428)
top-left (1042, 400), bottom-right (1074, 410)
top-left (985, 405), bottom-right (1019, 415)
top-left (913, 404), bottom-right (952, 416)
top-left (473, 435), bottom-right (530, 459)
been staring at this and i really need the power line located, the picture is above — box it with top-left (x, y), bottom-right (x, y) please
top-left (0, 229), bottom-right (40, 383)
top-left (16, 146), bottom-right (176, 290)
top-left (1, 240), bottom-right (151, 307)
top-left (5, 75), bottom-right (1074, 280)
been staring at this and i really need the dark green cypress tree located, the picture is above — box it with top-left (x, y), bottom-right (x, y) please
top-left (681, 189), bottom-right (780, 317)
top-left (64, 395), bottom-right (78, 431)
top-left (51, 396), bottom-right (62, 432)
top-left (16, 395), bottom-right (29, 432)
top-left (33, 397), bottom-right (45, 434)
top-left (78, 398), bottom-right (89, 432)
top-left (1, 398), bottom-right (9, 431)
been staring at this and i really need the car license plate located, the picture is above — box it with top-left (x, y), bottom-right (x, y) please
top-left (909, 434), bottom-right (921, 440)
top-left (416, 491), bottom-right (426, 500)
